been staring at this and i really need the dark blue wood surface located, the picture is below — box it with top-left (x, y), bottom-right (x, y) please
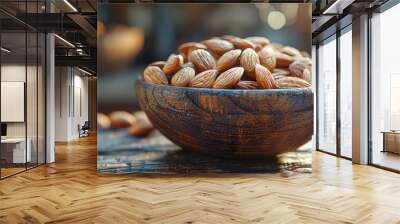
top-left (97, 129), bottom-right (312, 175)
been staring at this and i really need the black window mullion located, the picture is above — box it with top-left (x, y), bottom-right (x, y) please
top-left (36, 0), bottom-right (39, 168)
top-left (367, 11), bottom-right (373, 165)
top-left (336, 26), bottom-right (341, 157)
top-left (315, 44), bottom-right (320, 151)
top-left (25, 0), bottom-right (28, 171)
top-left (0, 21), bottom-right (2, 179)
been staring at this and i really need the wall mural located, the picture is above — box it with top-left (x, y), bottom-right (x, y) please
top-left (97, 3), bottom-right (313, 175)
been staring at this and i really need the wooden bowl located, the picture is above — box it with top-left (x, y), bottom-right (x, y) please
top-left (135, 78), bottom-right (313, 159)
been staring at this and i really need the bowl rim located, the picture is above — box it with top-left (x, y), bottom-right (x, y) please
top-left (136, 76), bottom-right (313, 94)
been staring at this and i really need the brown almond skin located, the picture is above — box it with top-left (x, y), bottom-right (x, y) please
top-left (109, 111), bottom-right (136, 128)
top-left (216, 49), bottom-right (242, 72)
top-left (273, 68), bottom-right (290, 76)
top-left (258, 46), bottom-right (276, 71)
top-left (230, 38), bottom-right (256, 50)
top-left (255, 64), bottom-right (277, 89)
top-left (178, 42), bottom-right (207, 56)
top-left (288, 61), bottom-right (308, 78)
top-left (144, 66), bottom-right (168, 85)
top-left (235, 81), bottom-right (258, 89)
top-left (245, 36), bottom-right (270, 47)
top-left (182, 62), bottom-right (195, 69)
top-left (97, 113), bottom-right (111, 129)
top-left (240, 48), bottom-right (260, 79)
top-left (303, 68), bottom-right (311, 83)
top-left (281, 46), bottom-right (301, 57)
top-left (276, 52), bottom-right (294, 68)
top-left (202, 39), bottom-right (234, 56)
top-left (213, 67), bottom-right (244, 89)
top-left (220, 35), bottom-right (239, 41)
top-left (171, 67), bottom-right (195, 87)
top-left (190, 69), bottom-right (218, 88)
top-left (189, 49), bottom-right (216, 72)
top-left (150, 61), bottom-right (166, 69)
top-left (276, 76), bottom-right (311, 88)
top-left (163, 54), bottom-right (184, 76)
top-left (128, 120), bottom-right (154, 137)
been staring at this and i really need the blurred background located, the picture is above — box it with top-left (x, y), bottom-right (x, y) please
top-left (98, 3), bottom-right (311, 113)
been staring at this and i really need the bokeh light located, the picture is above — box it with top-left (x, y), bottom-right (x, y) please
top-left (268, 11), bottom-right (286, 30)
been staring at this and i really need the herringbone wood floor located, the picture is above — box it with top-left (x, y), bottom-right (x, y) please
top-left (1, 135), bottom-right (400, 224)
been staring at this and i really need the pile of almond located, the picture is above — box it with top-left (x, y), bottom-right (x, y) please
top-left (98, 111), bottom-right (155, 137)
top-left (143, 35), bottom-right (311, 89)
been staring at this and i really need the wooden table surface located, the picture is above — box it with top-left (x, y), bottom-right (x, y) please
top-left (97, 129), bottom-right (312, 175)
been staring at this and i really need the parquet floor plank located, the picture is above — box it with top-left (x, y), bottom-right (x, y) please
top-left (0, 135), bottom-right (400, 223)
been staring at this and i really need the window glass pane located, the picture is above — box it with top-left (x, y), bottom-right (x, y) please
top-left (318, 37), bottom-right (337, 154)
top-left (340, 29), bottom-right (352, 158)
top-left (27, 31), bottom-right (38, 169)
top-left (1, 30), bottom-right (27, 177)
top-left (371, 3), bottom-right (400, 171)
top-left (38, 33), bottom-right (45, 165)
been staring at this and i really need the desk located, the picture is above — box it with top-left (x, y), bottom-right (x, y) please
top-left (1, 138), bottom-right (31, 163)
top-left (382, 131), bottom-right (400, 154)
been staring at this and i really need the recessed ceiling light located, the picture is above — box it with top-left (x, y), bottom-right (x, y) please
top-left (54, 34), bottom-right (75, 48)
top-left (78, 67), bottom-right (92, 76)
top-left (63, 0), bottom-right (78, 12)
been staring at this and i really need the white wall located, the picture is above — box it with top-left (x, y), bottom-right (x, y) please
top-left (54, 67), bottom-right (89, 141)
top-left (1, 63), bottom-right (46, 164)
top-left (1, 64), bottom-right (38, 138)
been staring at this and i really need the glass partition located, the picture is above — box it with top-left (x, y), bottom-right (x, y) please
top-left (371, 3), bottom-right (400, 171)
top-left (27, 30), bottom-right (38, 169)
top-left (339, 28), bottom-right (352, 158)
top-left (1, 30), bottom-right (28, 178)
top-left (317, 36), bottom-right (337, 154)
top-left (0, 1), bottom-right (46, 179)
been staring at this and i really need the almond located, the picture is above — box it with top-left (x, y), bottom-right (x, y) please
top-left (189, 49), bottom-right (216, 72)
top-left (220, 35), bottom-right (239, 41)
top-left (255, 45), bottom-right (263, 52)
top-left (276, 76), bottom-right (311, 88)
top-left (289, 61), bottom-right (308, 78)
top-left (273, 73), bottom-right (287, 81)
top-left (190, 69), bottom-right (218, 88)
top-left (163, 54), bottom-right (184, 76)
top-left (255, 64), bottom-right (277, 89)
top-left (213, 67), bottom-right (244, 89)
top-left (240, 48), bottom-right (260, 79)
top-left (281, 46), bottom-right (301, 57)
top-left (275, 52), bottom-right (294, 68)
top-left (273, 68), bottom-right (290, 76)
top-left (216, 49), bottom-right (242, 72)
top-left (230, 38), bottom-right (256, 50)
top-left (109, 111), bottom-right (136, 128)
top-left (144, 66), bottom-right (168, 85)
top-left (258, 46), bottom-right (276, 71)
top-left (245, 36), bottom-right (270, 47)
top-left (128, 119), bottom-right (154, 137)
top-left (150, 61), bottom-right (166, 69)
top-left (97, 113), bottom-right (111, 129)
top-left (235, 80), bottom-right (258, 89)
top-left (128, 111), bottom-right (154, 136)
top-left (301, 51), bottom-right (311, 58)
top-left (202, 39), bottom-right (234, 56)
top-left (171, 67), bottom-right (195, 87)
top-left (178, 42), bottom-right (207, 57)
top-left (271, 43), bottom-right (283, 51)
top-left (303, 68), bottom-right (311, 83)
top-left (182, 62), bottom-right (195, 69)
